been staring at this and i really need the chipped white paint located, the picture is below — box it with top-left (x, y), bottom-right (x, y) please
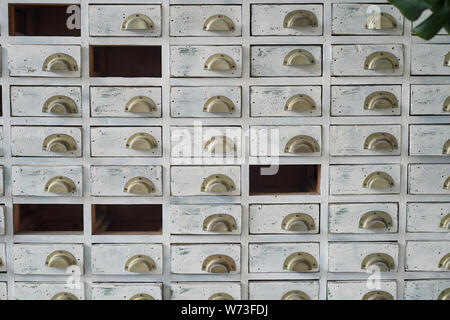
top-left (171, 282), bottom-right (241, 300)
top-left (408, 164), bottom-right (450, 195)
top-left (407, 202), bottom-right (450, 233)
top-left (0, 283), bottom-right (6, 300)
top-left (410, 85), bottom-right (450, 116)
top-left (0, 243), bottom-right (5, 273)
top-left (409, 125), bottom-right (449, 156)
top-left (405, 241), bottom-right (450, 272)
top-left (0, 206), bottom-right (4, 235)
top-left (249, 281), bottom-right (319, 300)
top-left (327, 281), bottom-right (397, 300)
top-left (404, 280), bottom-right (450, 300)
top-left (411, 44), bottom-right (450, 75)
top-left (91, 283), bottom-right (162, 300)
top-left (14, 282), bottom-right (85, 300)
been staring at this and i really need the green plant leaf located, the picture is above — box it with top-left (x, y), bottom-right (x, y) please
top-left (389, 0), bottom-right (433, 20)
top-left (444, 20), bottom-right (450, 34)
top-left (413, 9), bottom-right (448, 39)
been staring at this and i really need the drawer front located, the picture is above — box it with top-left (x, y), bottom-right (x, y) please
top-left (251, 46), bottom-right (322, 77)
top-left (411, 85), bottom-right (450, 116)
top-left (329, 242), bottom-right (399, 273)
top-left (89, 5), bottom-right (161, 37)
top-left (330, 164), bottom-right (401, 195)
top-left (170, 5), bottom-right (241, 37)
top-left (171, 282), bottom-right (241, 300)
top-left (250, 86), bottom-right (322, 117)
top-left (249, 243), bottom-right (320, 273)
top-left (0, 243), bottom-right (5, 273)
top-left (13, 243), bottom-right (83, 275)
top-left (171, 166), bottom-right (241, 196)
top-left (12, 165), bottom-right (82, 197)
top-left (9, 45), bottom-right (81, 77)
top-left (90, 87), bottom-right (162, 118)
top-left (251, 4), bottom-right (323, 36)
top-left (410, 125), bottom-right (449, 156)
top-left (14, 282), bottom-right (85, 300)
top-left (407, 202), bottom-right (450, 233)
top-left (330, 125), bottom-right (401, 156)
top-left (332, 4), bottom-right (403, 35)
top-left (406, 241), bottom-right (450, 272)
top-left (327, 281), bottom-right (397, 300)
top-left (332, 44), bottom-right (404, 76)
top-left (412, 44), bottom-right (450, 75)
top-left (0, 282), bottom-right (6, 300)
top-left (11, 126), bottom-right (82, 157)
top-left (404, 280), bottom-right (450, 300)
top-left (90, 166), bottom-right (162, 197)
top-left (171, 46), bottom-right (242, 77)
top-left (171, 126), bottom-right (242, 158)
top-left (0, 206), bottom-right (4, 235)
top-left (249, 281), bottom-right (319, 300)
top-left (11, 86), bottom-right (82, 117)
top-left (331, 85), bottom-right (401, 116)
top-left (171, 244), bottom-right (241, 274)
top-left (250, 125), bottom-right (322, 157)
top-left (249, 204), bottom-right (320, 234)
top-left (409, 164), bottom-right (450, 195)
top-left (329, 203), bottom-right (398, 234)
top-left (91, 283), bottom-right (162, 300)
top-left (170, 204), bottom-right (242, 235)
top-left (90, 127), bottom-right (162, 157)
top-left (171, 86), bottom-right (241, 118)
top-left (91, 244), bottom-right (163, 275)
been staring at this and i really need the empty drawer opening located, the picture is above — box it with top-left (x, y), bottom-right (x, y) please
top-left (90, 46), bottom-right (162, 77)
top-left (9, 4), bottom-right (81, 36)
top-left (14, 204), bottom-right (83, 234)
top-left (92, 204), bottom-right (162, 235)
top-left (250, 164), bottom-right (321, 195)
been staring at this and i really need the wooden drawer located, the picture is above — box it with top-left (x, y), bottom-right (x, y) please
top-left (249, 204), bottom-right (320, 234)
top-left (14, 282), bottom-right (84, 300)
top-left (408, 164), bottom-right (450, 195)
top-left (89, 5), bottom-right (161, 37)
top-left (249, 243), bottom-right (320, 273)
top-left (406, 241), bottom-right (450, 272)
top-left (171, 86), bottom-right (241, 118)
top-left (91, 283), bottom-right (162, 300)
top-left (250, 86), bottom-right (322, 117)
top-left (11, 86), bottom-right (82, 117)
top-left (329, 203), bottom-right (398, 234)
top-left (330, 164), bottom-right (401, 195)
top-left (171, 46), bottom-right (242, 78)
top-left (91, 244), bottom-right (163, 275)
top-left (249, 281), bottom-right (319, 300)
top-left (171, 165), bottom-right (241, 196)
top-left (411, 44), bottom-right (450, 75)
top-left (329, 242), bottom-right (399, 273)
top-left (170, 5), bottom-right (241, 37)
top-left (0, 282), bottom-right (6, 300)
top-left (331, 85), bottom-right (401, 116)
top-left (90, 127), bottom-right (162, 157)
top-left (409, 124), bottom-right (449, 156)
top-left (8, 45), bottom-right (81, 77)
top-left (171, 282), bottom-right (241, 300)
top-left (170, 204), bottom-right (242, 235)
top-left (332, 44), bottom-right (403, 77)
top-left (330, 125), bottom-right (401, 156)
top-left (404, 280), bottom-right (450, 300)
top-left (251, 4), bottom-right (323, 36)
top-left (171, 244), bottom-right (241, 275)
top-left (0, 243), bottom-right (5, 273)
top-left (327, 281), bottom-right (397, 300)
top-left (90, 87), bottom-right (162, 118)
top-left (11, 126), bottom-right (82, 157)
top-left (411, 85), bottom-right (450, 115)
top-left (90, 166), bottom-right (162, 197)
top-left (251, 45), bottom-right (322, 77)
top-left (0, 206), bottom-right (4, 235)
top-left (13, 243), bottom-right (83, 275)
top-left (12, 165), bottom-right (82, 197)
top-left (407, 202), bottom-right (450, 233)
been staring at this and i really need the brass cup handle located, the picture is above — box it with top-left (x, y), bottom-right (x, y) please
top-left (443, 139), bottom-right (450, 155)
top-left (364, 132), bottom-right (398, 151)
top-left (361, 253), bottom-right (395, 272)
top-left (208, 293), bottom-right (234, 300)
top-left (284, 135), bottom-right (320, 154)
top-left (42, 95), bottom-right (78, 115)
top-left (359, 211), bottom-right (393, 230)
top-left (283, 49), bottom-right (315, 66)
top-left (281, 213), bottom-right (316, 232)
top-left (51, 292), bottom-right (79, 300)
top-left (283, 10), bottom-right (318, 28)
top-left (281, 290), bottom-right (311, 300)
top-left (363, 171), bottom-right (395, 190)
top-left (129, 293), bottom-right (155, 300)
top-left (204, 135), bottom-right (236, 155)
top-left (438, 253), bottom-right (450, 270)
top-left (203, 96), bottom-right (235, 113)
top-left (443, 96), bottom-right (450, 112)
top-left (123, 177), bottom-right (155, 195)
top-left (0, 258), bottom-right (3, 267)
top-left (444, 52), bottom-right (450, 67)
top-left (365, 12), bottom-right (397, 30)
top-left (121, 14), bottom-right (153, 31)
top-left (201, 174), bottom-right (236, 193)
top-left (45, 250), bottom-right (77, 269)
top-left (284, 94), bottom-right (316, 111)
top-left (42, 134), bottom-right (77, 152)
top-left (124, 254), bottom-right (156, 273)
top-left (362, 291), bottom-right (394, 300)
top-left (203, 15), bottom-right (235, 32)
top-left (126, 133), bottom-right (158, 151)
top-left (364, 51), bottom-right (399, 70)
top-left (204, 54), bottom-right (236, 71)
top-left (439, 213), bottom-right (450, 229)
top-left (125, 96), bottom-right (157, 113)
top-left (443, 177), bottom-right (450, 190)
top-left (283, 252), bottom-right (318, 272)
top-left (438, 288), bottom-right (450, 300)
top-left (364, 91), bottom-right (398, 110)
top-left (203, 214), bottom-right (237, 232)
top-left (42, 53), bottom-right (78, 72)
top-left (45, 176), bottom-right (77, 194)
top-left (202, 254), bottom-right (236, 274)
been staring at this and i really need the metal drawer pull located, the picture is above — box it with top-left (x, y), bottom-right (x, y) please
top-left (444, 177), bottom-right (450, 190)
top-left (364, 51), bottom-right (399, 70)
top-left (204, 54), bottom-right (236, 71)
top-left (123, 177), bottom-right (155, 195)
top-left (361, 253), bottom-right (395, 271)
top-left (281, 290), bottom-right (310, 300)
top-left (365, 12), bottom-right (397, 30)
top-left (285, 94), bottom-right (316, 111)
top-left (443, 140), bottom-right (450, 155)
top-left (121, 14), bottom-right (153, 30)
top-left (285, 135), bottom-right (320, 154)
top-left (45, 176), bottom-right (76, 194)
top-left (209, 293), bottom-right (234, 300)
top-left (126, 133), bottom-right (157, 150)
top-left (362, 291), bottom-right (394, 300)
top-left (42, 95), bottom-right (78, 115)
top-left (359, 211), bottom-right (393, 230)
top-left (124, 255), bottom-right (156, 273)
top-left (364, 91), bottom-right (398, 110)
top-left (440, 214), bottom-right (450, 229)
top-left (283, 49), bottom-right (315, 66)
top-left (42, 53), bottom-right (78, 71)
top-left (42, 134), bottom-right (77, 152)
top-left (439, 253), bottom-right (450, 270)
top-left (283, 252), bottom-right (318, 272)
top-left (444, 97), bottom-right (450, 112)
top-left (203, 15), bottom-right (234, 31)
top-left (438, 288), bottom-right (450, 300)
top-left (51, 292), bottom-right (78, 300)
top-left (364, 132), bottom-right (398, 151)
top-left (363, 171), bottom-right (394, 190)
top-left (445, 52), bottom-right (450, 67)
top-left (204, 96), bottom-right (235, 113)
top-left (204, 136), bottom-right (236, 154)
top-left (203, 214), bottom-right (237, 232)
top-left (281, 213), bottom-right (315, 232)
top-left (45, 250), bottom-right (77, 268)
top-left (0, 258), bottom-right (3, 267)
top-left (202, 254), bottom-right (236, 273)
top-left (283, 10), bottom-right (318, 28)
top-left (201, 174), bottom-right (236, 193)
top-left (130, 293), bottom-right (155, 300)
top-left (125, 96), bottom-right (156, 113)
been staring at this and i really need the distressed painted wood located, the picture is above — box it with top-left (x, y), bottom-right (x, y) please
top-left (91, 244), bottom-right (163, 275)
top-left (411, 44), bottom-right (450, 75)
top-left (249, 281), bottom-right (319, 300)
top-left (171, 282), bottom-right (241, 300)
top-left (327, 281), bottom-right (397, 300)
top-left (0, 206), bottom-right (5, 235)
top-left (408, 164), bottom-right (450, 195)
top-left (14, 282), bottom-right (85, 300)
top-left (404, 280), bottom-right (450, 300)
top-left (410, 85), bottom-right (450, 116)
top-left (405, 241), bottom-right (450, 272)
top-left (91, 283), bottom-right (162, 300)
top-left (409, 125), bottom-right (449, 156)
top-left (90, 166), bottom-right (162, 197)
top-left (0, 282), bottom-right (6, 300)
top-left (407, 202), bottom-right (450, 233)
top-left (249, 204), bottom-right (320, 234)
top-left (0, 243), bottom-right (5, 273)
